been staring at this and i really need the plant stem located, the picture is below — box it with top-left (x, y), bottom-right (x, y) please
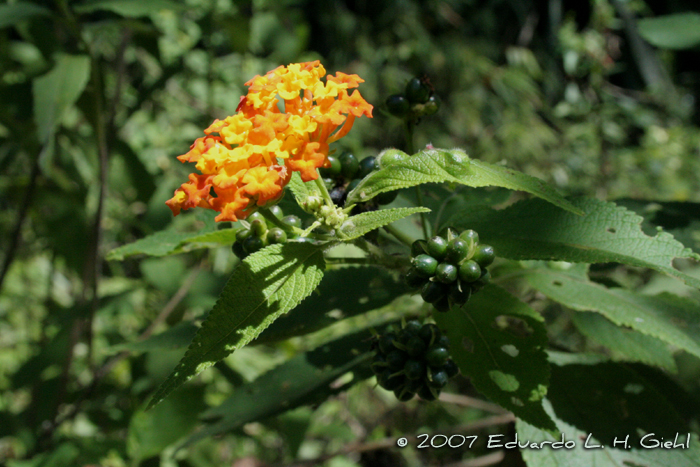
top-left (383, 223), bottom-right (415, 248)
top-left (313, 174), bottom-right (334, 207)
top-left (405, 120), bottom-right (430, 239)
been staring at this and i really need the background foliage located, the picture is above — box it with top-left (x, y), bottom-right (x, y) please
top-left (2, 0), bottom-right (700, 466)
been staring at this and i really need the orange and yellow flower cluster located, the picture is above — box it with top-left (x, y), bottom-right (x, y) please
top-left (166, 61), bottom-right (373, 222)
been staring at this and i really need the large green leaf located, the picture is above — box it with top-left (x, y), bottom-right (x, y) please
top-left (0, 2), bottom-right (51, 29)
top-left (338, 207), bottom-right (430, 240)
top-left (146, 242), bottom-right (325, 410)
top-left (434, 285), bottom-right (555, 431)
top-left (638, 13), bottom-right (700, 50)
top-left (526, 267), bottom-right (700, 359)
top-left (74, 0), bottom-right (181, 17)
top-left (33, 54), bottom-right (91, 143)
top-left (345, 148), bottom-right (582, 214)
top-left (183, 330), bottom-right (374, 447)
top-left (450, 197), bottom-right (700, 288)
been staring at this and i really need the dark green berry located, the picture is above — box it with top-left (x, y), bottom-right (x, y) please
top-left (242, 235), bottom-right (266, 254)
top-left (449, 282), bottom-right (471, 306)
top-left (472, 270), bottom-right (492, 291)
top-left (428, 370), bottom-right (449, 388)
top-left (358, 156), bottom-right (377, 178)
top-left (247, 212), bottom-right (265, 223)
top-left (426, 347), bottom-right (450, 367)
top-left (378, 369), bottom-right (404, 391)
top-left (436, 335), bottom-right (451, 349)
top-left (267, 228), bottom-right (287, 244)
top-left (405, 377), bottom-right (424, 393)
top-left (445, 238), bottom-right (469, 264)
top-left (421, 281), bottom-right (447, 303)
top-left (250, 218), bottom-right (267, 237)
top-left (418, 384), bottom-right (438, 401)
top-left (339, 153), bottom-right (359, 179)
top-left (411, 239), bottom-right (428, 257)
top-left (268, 205), bottom-right (284, 219)
top-left (375, 190), bottom-right (398, 205)
top-left (435, 263), bottom-right (458, 284)
top-left (459, 229), bottom-right (479, 245)
top-left (371, 353), bottom-right (387, 373)
top-left (386, 349), bottom-right (407, 370)
top-left (404, 359), bottom-right (426, 380)
top-left (394, 388), bottom-right (415, 401)
top-left (443, 359), bottom-right (459, 378)
top-left (418, 324), bottom-right (440, 344)
top-left (346, 179), bottom-right (361, 194)
top-left (231, 242), bottom-right (247, 259)
top-left (236, 228), bottom-right (252, 243)
top-left (413, 254), bottom-right (438, 278)
top-left (319, 155), bottom-right (342, 177)
top-left (473, 245), bottom-right (495, 267)
top-left (458, 260), bottom-right (481, 283)
top-left (427, 236), bottom-right (448, 261)
top-left (403, 320), bottom-right (422, 336)
top-left (404, 268), bottom-right (427, 289)
top-left (433, 295), bottom-right (451, 313)
top-left (386, 94), bottom-right (410, 117)
top-left (405, 78), bottom-right (430, 104)
top-left (406, 336), bottom-right (427, 358)
top-left (282, 215), bottom-right (302, 229)
top-left (421, 94), bottom-right (440, 116)
top-left (378, 333), bottom-right (397, 354)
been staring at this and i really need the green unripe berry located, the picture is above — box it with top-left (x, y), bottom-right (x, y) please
top-left (472, 270), bottom-right (492, 291)
top-left (405, 377), bottom-right (424, 393)
top-left (445, 238), bottom-right (469, 264)
top-left (339, 153), bottom-right (359, 178)
top-left (418, 324), bottom-right (440, 344)
top-left (242, 235), bottom-right (266, 254)
top-left (449, 282), bottom-right (471, 306)
top-left (418, 384), bottom-right (438, 401)
top-left (426, 347), bottom-right (450, 367)
top-left (427, 236), bottom-right (448, 261)
top-left (443, 359), bottom-right (459, 378)
top-left (436, 335), bottom-right (451, 349)
top-left (250, 218), bottom-right (267, 237)
top-left (459, 229), bottom-right (479, 244)
top-left (231, 242), bottom-right (247, 259)
top-left (406, 336), bottom-right (427, 358)
top-left (413, 254), bottom-right (438, 278)
top-left (346, 179), bottom-right (361, 194)
top-left (386, 94), bottom-right (410, 117)
top-left (371, 353), bottom-right (387, 373)
top-left (282, 215), bottom-right (302, 229)
top-left (473, 245), bottom-right (495, 267)
top-left (375, 190), bottom-right (398, 205)
top-left (433, 295), bottom-right (451, 313)
top-left (377, 149), bottom-right (408, 168)
top-left (386, 349), bottom-right (407, 370)
top-left (435, 263), bottom-right (458, 284)
top-left (421, 281), bottom-right (447, 303)
top-left (236, 228), bottom-right (252, 243)
top-left (247, 211), bottom-right (265, 223)
top-left (378, 332), bottom-right (397, 354)
top-left (404, 268), bottom-right (427, 289)
top-left (411, 239), bottom-right (428, 257)
top-left (319, 155), bottom-right (342, 177)
top-left (394, 388), bottom-right (415, 401)
top-left (421, 94), bottom-right (440, 116)
top-left (267, 228), bottom-right (287, 244)
top-left (428, 370), bottom-right (449, 388)
top-left (379, 369), bottom-right (404, 391)
top-left (405, 77), bottom-right (430, 104)
top-left (404, 359), bottom-right (426, 380)
top-left (403, 320), bottom-right (422, 336)
top-left (268, 205), bottom-right (284, 219)
top-left (458, 260), bottom-right (481, 283)
top-left (358, 156), bottom-right (378, 178)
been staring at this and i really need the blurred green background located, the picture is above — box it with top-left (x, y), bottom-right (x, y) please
top-left (2, 0), bottom-right (700, 465)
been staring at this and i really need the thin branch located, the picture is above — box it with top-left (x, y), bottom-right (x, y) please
top-left (438, 392), bottom-right (511, 415)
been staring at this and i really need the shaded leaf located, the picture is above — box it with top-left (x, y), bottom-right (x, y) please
top-left (147, 242), bottom-right (325, 410)
top-left (434, 285), bottom-right (556, 431)
top-left (33, 54), bottom-right (91, 143)
top-left (74, 0), bottom-right (181, 17)
top-left (451, 197), bottom-right (700, 288)
top-left (346, 148), bottom-right (581, 215)
top-left (0, 2), bottom-right (51, 29)
top-left (338, 207), bottom-right (430, 240)
top-left (638, 13), bottom-right (700, 50)
top-left (526, 267), bottom-right (700, 359)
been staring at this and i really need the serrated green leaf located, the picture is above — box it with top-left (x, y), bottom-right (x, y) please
top-left (637, 13), bottom-right (700, 50)
top-left (182, 330), bottom-right (373, 447)
top-left (0, 2), bottom-right (51, 29)
top-left (526, 267), bottom-right (700, 359)
top-left (345, 148), bottom-right (581, 215)
top-left (571, 312), bottom-right (677, 373)
top-left (434, 285), bottom-right (556, 431)
top-left (254, 266), bottom-right (406, 344)
top-left (147, 242), bottom-right (325, 410)
top-left (287, 171), bottom-right (321, 207)
top-left (451, 197), bottom-right (700, 288)
top-left (33, 54), bottom-right (91, 143)
top-left (338, 207), bottom-right (430, 240)
top-left (74, 0), bottom-right (181, 17)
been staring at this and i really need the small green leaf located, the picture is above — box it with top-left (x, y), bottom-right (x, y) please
top-left (346, 148), bottom-right (582, 215)
top-left (451, 197), bottom-right (700, 288)
top-left (526, 267), bottom-right (700, 359)
top-left (182, 330), bottom-right (374, 447)
top-left (638, 13), bottom-right (700, 50)
top-left (434, 285), bottom-right (556, 431)
top-left (147, 242), bottom-right (325, 410)
top-left (0, 2), bottom-right (51, 29)
top-left (74, 0), bottom-right (181, 17)
top-left (287, 171), bottom-right (321, 206)
top-left (338, 207), bottom-right (430, 240)
top-left (571, 312), bottom-right (677, 373)
top-left (33, 54), bottom-right (91, 143)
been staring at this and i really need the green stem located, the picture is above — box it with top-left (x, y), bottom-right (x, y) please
top-left (354, 237), bottom-right (410, 270)
top-left (405, 119), bottom-right (430, 239)
top-left (313, 174), bottom-right (335, 207)
top-left (383, 223), bottom-right (415, 248)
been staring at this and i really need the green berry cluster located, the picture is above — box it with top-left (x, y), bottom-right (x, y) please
top-left (405, 229), bottom-right (495, 312)
top-left (371, 321), bottom-right (459, 402)
top-left (320, 152), bottom-right (397, 208)
top-left (386, 77), bottom-right (440, 120)
top-left (231, 206), bottom-right (305, 259)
